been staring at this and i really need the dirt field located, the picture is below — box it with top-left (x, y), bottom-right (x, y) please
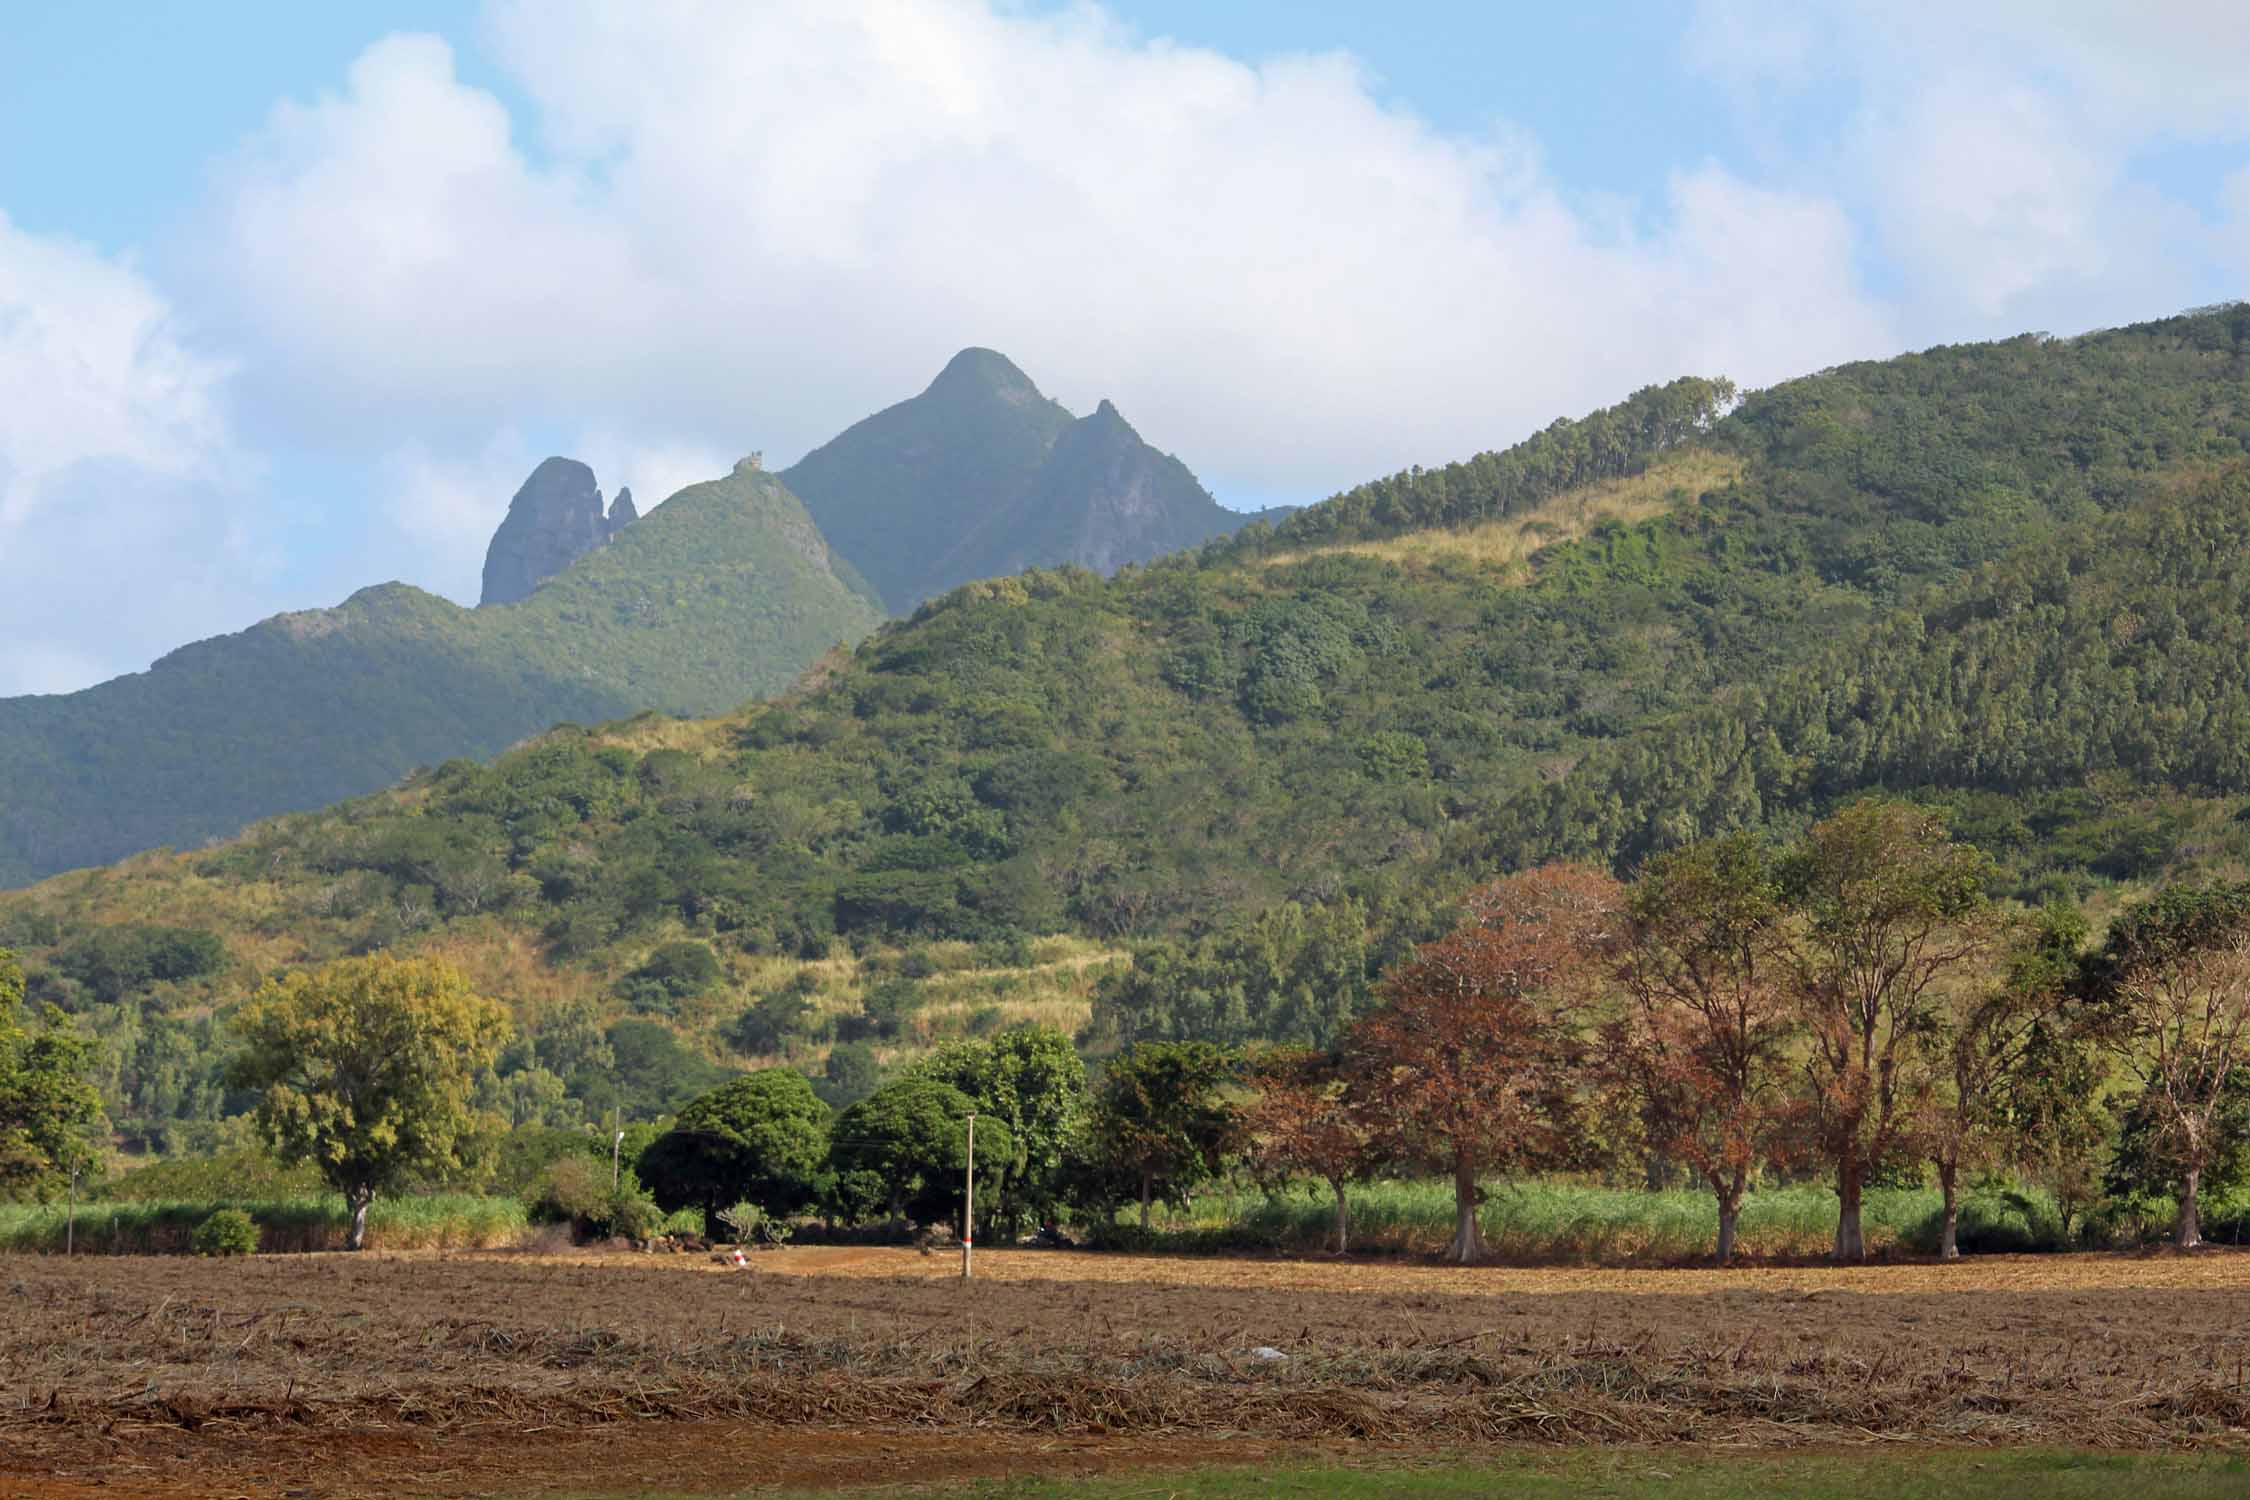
top-left (7, 1245), bottom-right (2250, 1498)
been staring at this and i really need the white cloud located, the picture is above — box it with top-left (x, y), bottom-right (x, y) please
top-left (1688, 0), bottom-right (2250, 332)
top-left (0, 212), bottom-right (231, 530)
top-left (192, 2), bottom-right (1893, 521)
top-left (0, 214), bottom-right (266, 693)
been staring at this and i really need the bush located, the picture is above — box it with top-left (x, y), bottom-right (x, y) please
top-left (191, 1208), bottom-right (259, 1257)
top-left (1085, 1221), bottom-right (1161, 1253)
top-left (1904, 1188), bottom-right (2071, 1255)
top-left (605, 1190), bottom-right (665, 1241)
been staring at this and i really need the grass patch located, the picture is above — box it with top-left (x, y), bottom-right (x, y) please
top-left (0, 1193), bottom-right (529, 1254)
top-left (1142, 1178), bottom-right (2074, 1261)
top-left (1257, 448), bottom-right (1743, 578)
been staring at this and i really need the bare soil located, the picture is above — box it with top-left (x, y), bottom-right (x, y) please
top-left (7, 1244), bottom-right (2250, 1498)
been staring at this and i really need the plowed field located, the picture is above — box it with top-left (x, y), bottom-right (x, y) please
top-left (7, 1245), bottom-right (2250, 1498)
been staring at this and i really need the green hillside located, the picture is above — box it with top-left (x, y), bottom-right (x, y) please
top-left (0, 463), bottom-right (882, 886)
top-left (10, 305), bottom-right (2250, 1147)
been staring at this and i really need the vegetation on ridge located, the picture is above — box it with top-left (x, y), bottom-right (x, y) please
top-left (7, 306), bottom-right (2250, 1165)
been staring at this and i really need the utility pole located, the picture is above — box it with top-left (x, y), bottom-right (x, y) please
top-left (66, 1166), bottom-right (79, 1257)
top-left (611, 1115), bottom-right (625, 1193)
top-left (962, 1113), bottom-right (976, 1281)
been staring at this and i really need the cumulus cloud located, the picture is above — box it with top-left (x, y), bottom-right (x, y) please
top-left (0, 214), bottom-right (264, 694)
top-left (194, 1), bottom-right (1891, 519)
top-left (0, 212), bottom-right (231, 530)
top-left (1688, 0), bottom-right (2250, 331)
top-left (16, 0), bottom-right (2249, 695)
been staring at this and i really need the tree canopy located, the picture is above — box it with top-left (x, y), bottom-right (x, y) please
top-left (228, 954), bottom-right (510, 1247)
top-left (638, 1068), bottom-right (831, 1229)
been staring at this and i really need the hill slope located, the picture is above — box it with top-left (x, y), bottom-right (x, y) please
top-left (781, 350), bottom-right (1270, 611)
top-left (0, 461), bottom-right (881, 885)
top-left (12, 306), bottom-right (2250, 1142)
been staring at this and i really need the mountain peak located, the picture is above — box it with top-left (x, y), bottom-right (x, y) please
top-left (480, 457), bottom-right (609, 607)
top-left (1084, 398), bottom-right (1133, 434)
top-left (926, 347), bottom-right (1040, 402)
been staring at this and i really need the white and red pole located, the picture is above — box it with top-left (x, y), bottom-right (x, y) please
top-left (962, 1112), bottom-right (976, 1280)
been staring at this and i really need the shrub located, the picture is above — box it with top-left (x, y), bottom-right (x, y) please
top-left (191, 1207), bottom-right (259, 1257)
top-left (605, 1190), bottom-right (665, 1241)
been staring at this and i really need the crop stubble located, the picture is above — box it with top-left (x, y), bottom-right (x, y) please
top-left (6, 1246), bottom-right (2250, 1497)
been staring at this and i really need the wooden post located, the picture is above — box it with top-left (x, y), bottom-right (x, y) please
top-left (66, 1167), bottom-right (78, 1257)
top-left (962, 1113), bottom-right (976, 1281)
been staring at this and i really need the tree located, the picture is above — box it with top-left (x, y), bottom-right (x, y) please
top-left (1779, 802), bottom-right (1995, 1261)
top-left (1603, 834), bottom-right (1796, 1264)
top-left (910, 1025), bottom-right (1087, 1229)
top-left (637, 1068), bottom-right (829, 1232)
top-left (1087, 1040), bottom-right (1243, 1229)
top-left (0, 947), bottom-right (107, 1201)
top-left (229, 955), bottom-right (510, 1249)
top-left (1243, 1046), bottom-right (1380, 1253)
top-left (829, 1077), bottom-right (1012, 1233)
top-left (2083, 883), bottom-right (2250, 1247)
top-left (1350, 865), bottom-right (1619, 1263)
top-left (1921, 904), bottom-right (2078, 1258)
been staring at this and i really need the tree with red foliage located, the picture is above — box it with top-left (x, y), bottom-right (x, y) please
top-left (1243, 1046), bottom-right (1381, 1254)
top-left (1348, 865), bottom-right (1620, 1263)
top-left (1603, 833), bottom-right (1798, 1264)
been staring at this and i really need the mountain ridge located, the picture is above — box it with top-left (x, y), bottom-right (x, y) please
top-left (782, 349), bottom-right (1274, 611)
top-left (0, 463), bottom-right (881, 885)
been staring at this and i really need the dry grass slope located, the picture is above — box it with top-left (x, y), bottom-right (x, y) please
top-left (1258, 448), bottom-right (1744, 577)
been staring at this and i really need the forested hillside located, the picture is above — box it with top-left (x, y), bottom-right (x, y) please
top-left (0, 463), bottom-right (882, 886)
top-left (9, 305), bottom-right (2250, 1150)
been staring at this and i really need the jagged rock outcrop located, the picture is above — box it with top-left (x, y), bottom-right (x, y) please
top-left (935, 399), bottom-right (1235, 581)
top-left (606, 486), bottom-right (638, 535)
top-left (782, 350), bottom-right (1262, 611)
top-left (480, 458), bottom-right (610, 607)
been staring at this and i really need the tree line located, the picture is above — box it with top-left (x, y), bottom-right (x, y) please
top-left (7, 796), bottom-right (2248, 1264)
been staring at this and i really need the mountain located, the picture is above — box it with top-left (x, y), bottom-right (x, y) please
top-left (781, 349), bottom-right (1273, 611)
top-left (479, 458), bottom-right (641, 606)
top-left (0, 458), bottom-right (881, 886)
top-left (13, 305), bottom-right (2250, 1143)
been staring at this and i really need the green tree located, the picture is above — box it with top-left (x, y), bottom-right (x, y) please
top-left (0, 947), bottom-right (108, 1201)
top-left (228, 954), bottom-right (510, 1248)
top-left (2083, 882), bottom-right (2250, 1247)
top-left (1780, 802), bottom-right (1996, 1261)
top-left (1086, 1040), bottom-right (1243, 1229)
top-left (1604, 834), bottom-right (1797, 1265)
top-left (616, 940), bottom-right (724, 1016)
top-left (909, 1024), bottom-right (1086, 1227)
top-left (637, 1068), bottom-right (830, 1232)
top-left (829, 1076), bottom-right (1012, 1232)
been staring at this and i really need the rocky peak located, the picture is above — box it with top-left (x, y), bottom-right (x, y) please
top-left (606, 486), bottom-right (639, 535)
top-left (479, 457), bottom-right (609, 607)
top-left (926, 347), bottom-right (1041, 406)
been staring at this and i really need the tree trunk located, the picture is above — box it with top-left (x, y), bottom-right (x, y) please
top-left (1139, 1169), bottom-right (1153, 1231)
top-left (1446, 1151), bottom-right (1486, 1264)
top-left (1328, 1175), bottom-right (1351, 1256)
top-left (346, 1186), bottom-right (374, 1252)
top-left (1833, 1159), bottom-right (1866, 1262)
top-left (1937, 1159), bottom-right (1961, 1260)
top-left (2177, 1165), bottom-right (2204, 1249)
top-left (1715, 1193), bottom-right (1742, 1266)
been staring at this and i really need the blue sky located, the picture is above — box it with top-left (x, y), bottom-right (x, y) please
top-left (3, 1), bottom-right (2248, 695)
